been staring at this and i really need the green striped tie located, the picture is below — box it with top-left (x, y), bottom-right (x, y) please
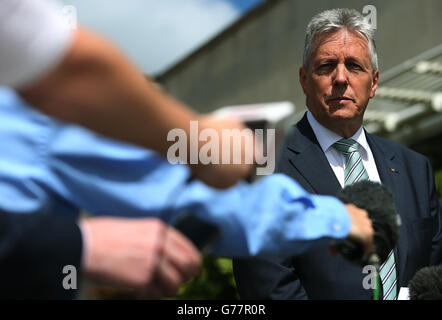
top-left (333, 138), bottom-right (368, 186)
top-left (334, 138), bottom-right (397, 300)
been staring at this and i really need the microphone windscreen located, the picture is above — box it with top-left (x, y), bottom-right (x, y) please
top-left (408, 266), bottom-right (442, 300)
top-left (337, 180), bottom-right (400, 265)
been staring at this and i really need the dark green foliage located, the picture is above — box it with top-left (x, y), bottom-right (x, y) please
top-left (175, 256), bottom-right (239, 300)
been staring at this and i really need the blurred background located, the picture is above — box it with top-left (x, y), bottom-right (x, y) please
top-left (63, 0), bottom-right (442, 299)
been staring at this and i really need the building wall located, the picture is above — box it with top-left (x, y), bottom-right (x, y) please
top-left (156, 0), bottom-right (442, 121)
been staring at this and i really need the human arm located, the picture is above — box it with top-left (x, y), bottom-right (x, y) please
top-left (46, 130), bottom-right (372, 259)
top-left (0, 211), bottom-right (201, 299)
top-left (80, 217), bottom-right (201, 298)
top-left (18, 28), bottom-right (253, 189)
top-left (0, 104), bottom-right (372, 261)
top-left (0, 0), bottom-right (252, 189)
top-left (170, 173), bottom-right (373, 259)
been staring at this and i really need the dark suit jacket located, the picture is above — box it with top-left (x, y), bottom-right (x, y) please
top-left (0, 211), bottom-right (82, 299)
top-left (233, 113), bottom-right (442, 300)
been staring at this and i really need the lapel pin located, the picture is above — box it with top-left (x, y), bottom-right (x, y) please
top-left (391, 168), bottom-right (399, 174)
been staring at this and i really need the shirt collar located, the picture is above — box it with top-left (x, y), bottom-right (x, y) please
top-left (306, 110), bottom-right (369, 156)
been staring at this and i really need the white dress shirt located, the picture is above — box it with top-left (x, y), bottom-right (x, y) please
top-left (306, 111), bottom-right (381, 188)
top-left (0, 0), bottom-right (73, 88)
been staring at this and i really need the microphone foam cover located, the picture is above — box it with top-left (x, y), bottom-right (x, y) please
top-left (337, 180), bottom-right (400, 264)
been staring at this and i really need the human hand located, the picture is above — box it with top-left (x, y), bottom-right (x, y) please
top-left (329, 204), bottom-right (374, 259)
top-left (345, 204), bottom-right (374, 258)
top-left (80, 217), bottom-right (201, 298)
top-left (190, 115), bottom-right (256, 189)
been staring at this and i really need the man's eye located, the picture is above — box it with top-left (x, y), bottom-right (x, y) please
top-left (316, 64), bottom-right (334, 73)
top-left (347, 63), bottom-right (363, 70)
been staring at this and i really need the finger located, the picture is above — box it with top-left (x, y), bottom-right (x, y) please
top-left (151, 257), bottom-right (184, 298)
top-left (166, 227), bottom-right (202, 272)
top-left (142, 228), bottom-right (201, 298)
top-left (167, 227), bottom-right (201, 260)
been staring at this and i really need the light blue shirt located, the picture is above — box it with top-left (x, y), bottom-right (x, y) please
top-left (0, 87), bottom-right (351, 258)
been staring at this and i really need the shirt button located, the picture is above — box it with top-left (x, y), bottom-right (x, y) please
top-left (333, 223), bottom-right (341, 232)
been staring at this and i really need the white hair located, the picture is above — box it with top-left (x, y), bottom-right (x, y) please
top-left (302, 8), bottom-right (378, 72)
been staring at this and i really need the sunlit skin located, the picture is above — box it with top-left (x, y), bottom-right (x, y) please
top-left (299, 29), bottom-right (379, 138)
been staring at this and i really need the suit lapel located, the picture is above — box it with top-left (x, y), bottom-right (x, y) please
top-left (284, 114), bottom-right (341, 196)
top-left (366, 133), bottom-right (408, 286)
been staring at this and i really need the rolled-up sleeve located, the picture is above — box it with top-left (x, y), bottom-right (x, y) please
top-left (171, 174), bottom-right (351, 258)
top-left (47, 125), bottom-right (352, 259)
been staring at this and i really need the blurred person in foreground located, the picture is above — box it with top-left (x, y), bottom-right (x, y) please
top-left (0, 0), bottom-right (250, 299)
top-left (0, 87), bottom-right (372, 298)
top-left (0, 0), bottom-right (253, 189)
top-left (0, 1), bottom-right (379, 300)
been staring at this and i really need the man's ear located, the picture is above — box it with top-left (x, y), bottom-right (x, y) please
top-left (299, 67), bottom-right (308, 95)
top-left (369, 70), bottom-right (379, 99)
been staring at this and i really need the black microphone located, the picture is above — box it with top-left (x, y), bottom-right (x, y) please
top-left (172, 212), bottom-right (220, 254)
top-left (336, 180), bottom-right (400, 267)
top-left (408, 266), bottom-right (442, 300)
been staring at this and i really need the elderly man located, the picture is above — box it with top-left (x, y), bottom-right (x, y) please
top-left (233, 8), bottom-right (442, 300)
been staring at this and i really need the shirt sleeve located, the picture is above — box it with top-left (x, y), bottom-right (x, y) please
top-left (0, 0), bottom-right (73, 88)
top-left (46, 116), bottom-right (351, 260)
top-left (170, 174), bottom-right (351, 259)
top-left (47, 123), bottom-right (194, 217)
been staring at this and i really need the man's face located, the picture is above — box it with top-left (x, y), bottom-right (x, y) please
top-left (299, 29), bottom-right (379, 137)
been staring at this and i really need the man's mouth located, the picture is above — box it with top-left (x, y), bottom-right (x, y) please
top-left (326, 96), bottom-right (355, 103)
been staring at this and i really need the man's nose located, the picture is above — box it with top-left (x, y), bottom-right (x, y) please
top-left (332, 64), bottom-right (348, 87)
